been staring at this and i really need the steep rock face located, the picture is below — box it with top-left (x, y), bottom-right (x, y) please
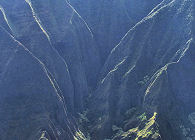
top-left (69, 0), bottom-right (163, 63)
top-left (0, 0), bottom-right (75, 112)
top-left (0, 27), bottom-right (77, 140)
top-left (0, 0), bottom-right (101, 112)
top-left (144, 5), bottom-right (195, 138)
top-left (0, 0), bottom-right (100, 139)
top-left (87, 0), bottom-right (195, 139)
top-left (24, 0), bottom-right (101, 111)
top-left (0, 0), bottom-right (195, 140)
top-left (144, 41), bottom-right (195, 140)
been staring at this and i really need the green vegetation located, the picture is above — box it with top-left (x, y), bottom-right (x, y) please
top-left (136, 112), bottom-right (156, 139)
top-left (121, 127), bottom-right (138, 138)
top-left (138, 113), bottom-right (147, 122)
top-left (76, 111), bottom-right (91, 140)
top-left (39, 131), bottom-right (49, 140)
top-left (114, 112), bottom-right (160, 140)
top-left (74, 130), bottom-right (87, 140)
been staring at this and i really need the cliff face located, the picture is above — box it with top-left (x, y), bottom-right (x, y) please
top-left (86, 0), bottom-right (195, 139)
top-left (0, 0), bottom-right (97, 139)
top-left (0, 0), bottom-right (194, 140)
top-left (0, 27), bottom-right (80, 139)
top-left (69, 0), bottom-right (163, 63)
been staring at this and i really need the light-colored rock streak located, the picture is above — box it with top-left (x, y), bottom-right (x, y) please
top-left (24, 2), bottom-right (75, 121)
top-left (111, 0), bottom-right (174, 55)
top-left (146, 0), bottom-right (175, 20)
top-left (65, 0), bottom-right (94, 38)
top-left (148, 0), bottom-right (166, 16)
top-left (0, 5), bottom-right (13, 33)
top-left (101, 57), bottom-right (127, 84)
top-left (1, 26), bottom-right (76, 136)
top-left (103, 16), bottom-right (155, 84)
top-left (22, 1), bottom-right (76, 133)
top-left (123, 65), bottom-right (136, 78)
top-left (25, 0), bottom-right (51, 43)
top-left (69, 11), bottom-right (74, 24)
top-left (48, 119), bottom-right (59, 140)
top-left (144, 38), bottom-right (193, 99)
top-left (147, 0), bottom-right (174, 16)
top-left (25, 0), bottom-right (71, 75)
top-left (6, 29), bottom-right (63, 104)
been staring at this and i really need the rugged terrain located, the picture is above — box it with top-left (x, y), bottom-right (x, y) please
top-left (0, 0), bottom-right (194, 140)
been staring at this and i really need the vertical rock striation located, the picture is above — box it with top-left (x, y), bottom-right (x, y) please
top-left (0, 0), bottom-right (194, 139)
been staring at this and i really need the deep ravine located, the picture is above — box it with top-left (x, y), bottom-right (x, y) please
top-left (0, 0), bottom-right (194, 140)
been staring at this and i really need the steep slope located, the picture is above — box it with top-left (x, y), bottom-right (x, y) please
top-left (0, 26), bottom-right (79, 140)
top-left (0, 0), bottom-right (99, 139)
top-left (69, 0), bottom-right (163, 63)
top-left (0, 0), bottom-right (75, 112)
top-left (85, 0), bottom-right (195, 139)
top-left (0, 0), bottom-right (194, 140)
top-left (24, 0), bottom-right (101, 112)
top-left (0, 0), bottom-right (101, 113)
top-left (144, 40), bottom-right (195, 140)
